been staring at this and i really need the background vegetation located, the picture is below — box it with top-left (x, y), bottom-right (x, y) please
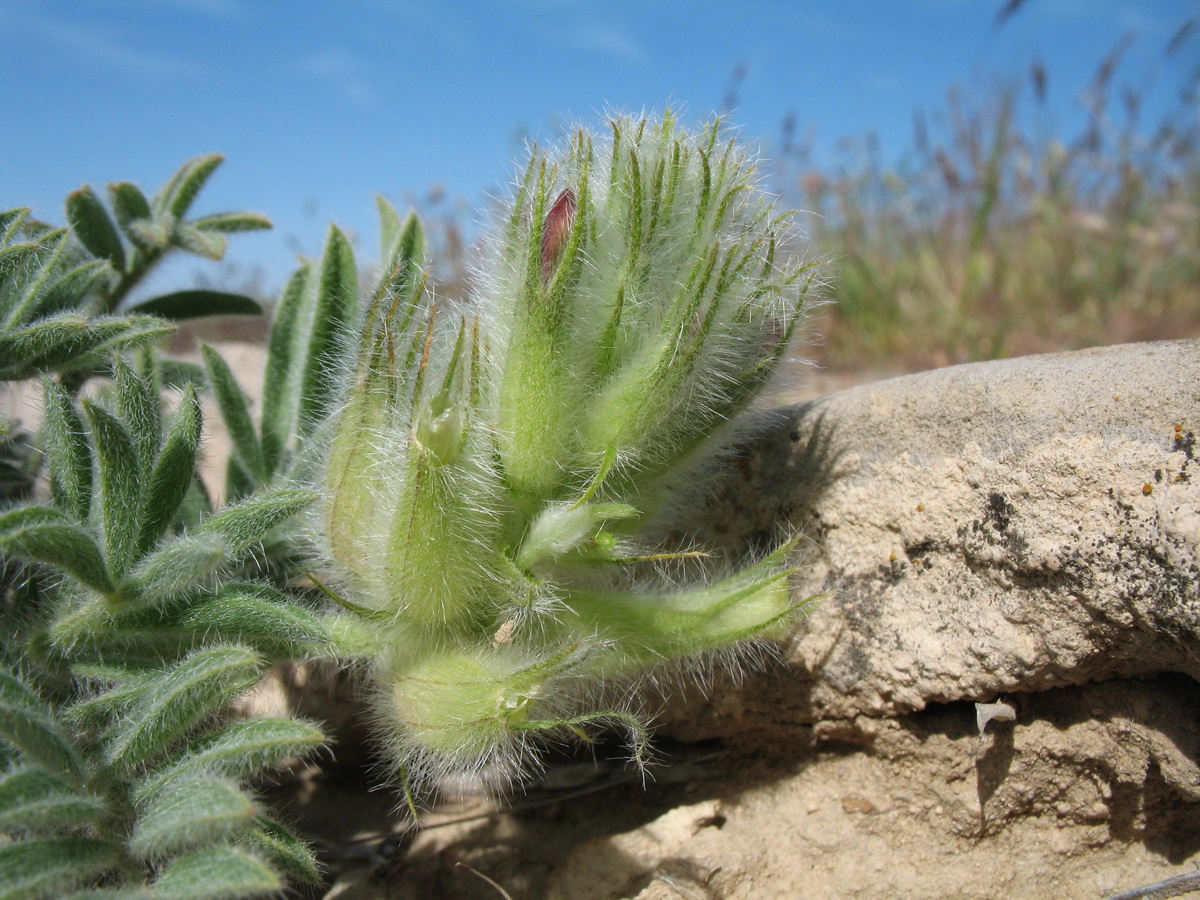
top-left (388, 40), bottom-right (1198, 378)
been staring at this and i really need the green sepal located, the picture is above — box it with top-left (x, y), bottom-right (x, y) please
top-left (137, 384), bottom-right (202, 555)
top-left (0, 669), bottom-right (86, 787)
top-left (0, 837), bottom-right (120, 900)
top-left (0, 505), bottom-right (114, 594)
top-left (0, 769), bottom-right (110, 831)
top-left (104, 645), bottom-right (264, 773)
top-left (66, 186), bottom-right (126, 271)
top-left (127, 290), bottom-right (263, 320)
top-left (150, 846), bottom-right (281, 899)
top-left (562, 545), bottom-right (804, 674)
top-left (83, 400), bottom-right (142, 580)
top-left (129, 775), bottom-right (257, 860)
top-left (199, 343), bottom-right (263, 482)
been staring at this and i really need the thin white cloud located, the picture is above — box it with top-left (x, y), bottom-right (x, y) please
top-left (567, 22), bottom-right (644, 61)
top-left (20, 16), bottom-right (203, 76)
top-left (303, 49), bottom-right (379, 108)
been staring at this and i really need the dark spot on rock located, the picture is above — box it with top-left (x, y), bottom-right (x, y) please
top-left (986, 492), bottom-right (1014, 531)
top-left (905, 539), bottom-right (938, 561)
top-left (1175, 430), bottom-right (1196, 461)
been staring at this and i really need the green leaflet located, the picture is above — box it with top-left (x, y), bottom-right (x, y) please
top-left (127, 290), bottom-right (263, 320)
top-left (298, 225), bottom-right (357, 439)
top-left (152, 154), bottom-right (224, 220)
top-left (0, 769), bottom-right (110, 831)
top-left (259, 263), bottom-right (310, 478)
top-left (198, 488), bottom-right (319, 551)
top-left (0, 314), bottom-right (173, 381)
top-left (42, 379), bottom-right (93, 520)
top-left (200, 343), bottom-right (263, 483)
top-left (68, 589), bottom-right (332, 663)
top-left (112, 355), bottom-right (162, 482)
top-left (137, 384), bottom-right (202, 556)
top-left (138, 716), bottom-right (325, 803)
top-left (238, 816), bottom-right (323, 885)
top-left (0, 838), bottom-right (121, 900)
top-left (66, 186), bottom-right (126, 272)
top-left (104, 645), bottom-right (264, 773)
top-left (129, 775), bottom-right (257, 859)
top-left (83, 400), bottom-right (141, 580)
top-left (0, 505), bottom-right (114, 594)
top-left (190, 211), bottom-right (272, 234)
top-left (0, 670), bottom-right (85, 786)
top-left (150, 846), bottom-right (280, 899)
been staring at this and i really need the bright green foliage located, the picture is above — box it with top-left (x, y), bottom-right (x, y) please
top-left (201, 222), bottom-right (362, 504)
top-left (0, 374), bottom-right (327, 895)
top-left (0, 210), bottom-right (169, 382)
top-left (315, 113), bottom-right (819, 795)
top-left (1, 156), bottom-right (269, 387)
top-left (1, 164), bottom-right (328, 898)
top-left (0, 664), bottom-right (323, 898)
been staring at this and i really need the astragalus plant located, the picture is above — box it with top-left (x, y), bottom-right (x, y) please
top-left (0, 159), bottom-right (328, 899)
top-left (316, 112), bottom-right (819, 798)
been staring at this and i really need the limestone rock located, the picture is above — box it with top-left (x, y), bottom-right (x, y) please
top-left (697, 339), bottom-right (1199, 724)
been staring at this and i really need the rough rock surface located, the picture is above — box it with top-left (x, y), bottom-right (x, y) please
top-left (679, 338), bottom-right (1199, 727)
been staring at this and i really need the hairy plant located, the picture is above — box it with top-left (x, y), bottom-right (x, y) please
top-left (0, 163), bottom-right (329, 898)
top-left (312, 112), bottom-right (820, 799)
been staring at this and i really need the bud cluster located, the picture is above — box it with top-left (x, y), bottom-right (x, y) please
top-left (317, 113), bottom-right (819, 795)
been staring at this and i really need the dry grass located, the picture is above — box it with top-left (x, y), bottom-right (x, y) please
top-left (776, 48), bottom-right (1200, 372)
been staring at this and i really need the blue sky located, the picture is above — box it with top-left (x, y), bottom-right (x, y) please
top-left (3, 0), bottom-right (1195, 296)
